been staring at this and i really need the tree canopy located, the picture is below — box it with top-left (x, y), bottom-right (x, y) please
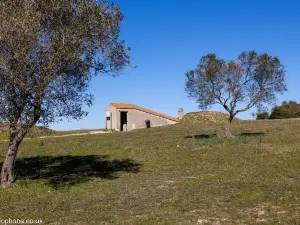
top-left (270, 101), bottom-right (300, 119)
top-left (185, 51), bottom-right (287, 126)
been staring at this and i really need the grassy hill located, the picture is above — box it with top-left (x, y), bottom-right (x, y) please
top-left (0, 123), bottom-right (111, 141)
top-left (0, 119), bottom-right (300, 224)
top-left (181, 111), bottom-right (240, 124)
top-left (0, 123), bottom-right (54, 140)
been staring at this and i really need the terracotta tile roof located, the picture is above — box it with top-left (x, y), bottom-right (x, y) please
top-left (110, 103), bottom-right (179, 122)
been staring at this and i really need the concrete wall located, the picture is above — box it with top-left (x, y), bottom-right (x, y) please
top-left (105, 106), bottom-right (177, 131)
top-left (105, 105), bottom-right (118, 130)
top-left (126, 108), bottom-right (177, 131)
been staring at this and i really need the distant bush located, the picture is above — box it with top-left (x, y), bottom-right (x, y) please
top-left (270, 101), bottom-right (300, 119)
top-left (256, 112), bottom-right (269, 120)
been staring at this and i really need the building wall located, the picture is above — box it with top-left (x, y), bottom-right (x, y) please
top-left (126, 108), bottom-right (177, 131)
top-left (105, 106), bottom-right (177, 131)
top-left (105, 105), bottom-right (118, 130)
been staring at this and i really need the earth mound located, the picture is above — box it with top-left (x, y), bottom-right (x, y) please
top-left (180, 111), bottom-right (240, 124)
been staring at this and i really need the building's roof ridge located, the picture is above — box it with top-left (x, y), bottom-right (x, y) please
top-left (110, 103), bottom-right (179, 122)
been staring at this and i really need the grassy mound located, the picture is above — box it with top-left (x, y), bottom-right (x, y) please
top-left (0, 123), bottom-right (54, 140)
top-left (181, 111), bottom-right (240, 124)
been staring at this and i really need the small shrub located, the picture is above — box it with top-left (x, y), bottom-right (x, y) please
top-left (256, 112), bottom-right (269, 120)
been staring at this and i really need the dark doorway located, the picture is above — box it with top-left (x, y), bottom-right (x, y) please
top-left (120, 111), bottom-right (128, 131)
top-left (145, 119), bottom-right (151, 128)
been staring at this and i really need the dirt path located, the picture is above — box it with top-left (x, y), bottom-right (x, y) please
top-left (0, 130), bottom-right (112, 142)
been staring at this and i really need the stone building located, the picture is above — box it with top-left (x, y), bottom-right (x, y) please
top-left (105, 103), bottom-right (180, 131)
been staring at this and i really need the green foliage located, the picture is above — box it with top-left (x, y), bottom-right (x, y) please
top-left (185, 51), bottom-right (287, 123)
top-left (289, 100), bottom-right (297, 105)
top-left (0, 0), bottom-right (130, 134)
top-left (256, 112), bottom-right (269, 120)
top-left (270, 101), bottom-right (300, 119)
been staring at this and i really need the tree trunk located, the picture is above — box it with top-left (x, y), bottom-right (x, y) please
top-left (225, 115), bottom-right (234, 137)
top-left (1, 133), bottom-right (25, 188)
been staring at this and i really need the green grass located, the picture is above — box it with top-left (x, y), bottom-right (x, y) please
top-left (0, 119), bottom-right (300, 224)
top-left (0, 124), bottom-right (112, 141)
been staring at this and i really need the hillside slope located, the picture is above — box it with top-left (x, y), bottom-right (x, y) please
top-left (0, 123), bottom-right (54, 140)
top-left (181, 111), bottom-right (240, 124)
top-left (1, 119), bottom-right (299, 224)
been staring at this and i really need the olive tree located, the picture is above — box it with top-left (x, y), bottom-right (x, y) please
top-left (0, 0), bottom-right (130, 187)
top-left (185, 51), bottom-right (286, 136)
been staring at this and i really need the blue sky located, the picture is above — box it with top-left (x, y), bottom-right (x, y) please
top-left (51, 0), bottom-right (300, 130)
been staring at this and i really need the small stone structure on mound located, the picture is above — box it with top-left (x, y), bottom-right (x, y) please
top-left (180, 111), bottom-right (239, 124)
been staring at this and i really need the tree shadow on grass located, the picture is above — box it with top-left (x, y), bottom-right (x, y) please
top-left (238, 132), bottom-right (265, 137)
top-left (0, 155), bottom-right (141, 189)
top-left (184, 134), bottom-right (217, 139)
